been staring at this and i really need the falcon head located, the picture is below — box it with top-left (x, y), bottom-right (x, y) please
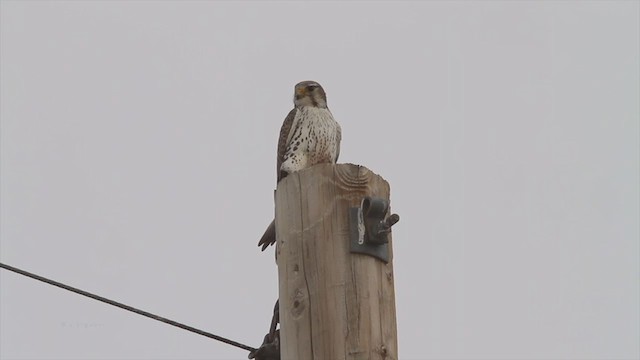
top-left (293, 81), bottom-right (327, 109)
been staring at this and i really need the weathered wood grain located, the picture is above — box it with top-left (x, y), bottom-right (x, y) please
top-left (276, 163), bottom-right (398, 360)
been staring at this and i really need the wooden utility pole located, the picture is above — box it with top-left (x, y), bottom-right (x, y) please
top-left (275, 163), bottom-right (398, 360)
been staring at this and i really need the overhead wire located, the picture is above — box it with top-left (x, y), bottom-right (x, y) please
top-left (0, 262), bottom-right (257, 353)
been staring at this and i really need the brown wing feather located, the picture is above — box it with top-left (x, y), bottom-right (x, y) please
top-left (277, 108), bottom-right (298, 182)
top-left (258, 108), bottom-right (298, 251)
top-left (335, 123), bottom-right (342, 162)
top-left (258, 219), bottom-right (276, 251)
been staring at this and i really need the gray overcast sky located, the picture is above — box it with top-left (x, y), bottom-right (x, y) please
top-left (1, 1), bottom-right (638, 359)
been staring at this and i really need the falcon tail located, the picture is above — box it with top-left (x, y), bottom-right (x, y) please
top-left (258, 219), bottom-right (276, 251)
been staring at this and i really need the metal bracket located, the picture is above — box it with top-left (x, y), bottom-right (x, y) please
top-left (349, 197), bottom-right (400, 263)
top-left (249, 299), bottom-right (280, 360)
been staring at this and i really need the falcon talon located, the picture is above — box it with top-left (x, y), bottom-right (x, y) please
top-left (349, 196), bottom-right (399, 263)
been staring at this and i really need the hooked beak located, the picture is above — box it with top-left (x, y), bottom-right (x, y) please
top-left (295, 87), bottom-right (307, 99)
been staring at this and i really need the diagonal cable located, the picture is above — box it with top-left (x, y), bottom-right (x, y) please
top-left (0, 262), bottom-right (257, 353)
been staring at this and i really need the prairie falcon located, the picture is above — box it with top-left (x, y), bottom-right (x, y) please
top-left (258, 81), bottom-right (342, 250)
